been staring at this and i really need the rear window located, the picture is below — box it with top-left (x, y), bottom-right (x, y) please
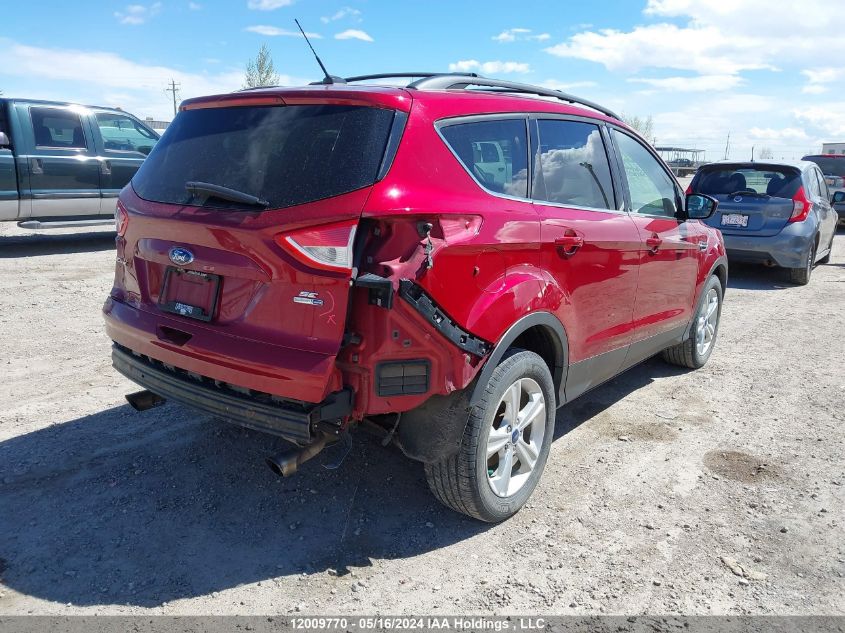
top-left (132, 105), bottom-right (395, 209)
top-left (440, 118), bottom-right (529, 198)
top-left (802, 155), bottom-right (845, 177)
top-left (693, 166), bottom-right (801, 198)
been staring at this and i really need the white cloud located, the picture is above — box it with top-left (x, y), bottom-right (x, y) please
top-left (321, 7), bottom-right (362, 23)
top-left (188, 2), bottom-right (202, 9)
top-left (801, 67), bottom-right (844, 95)
top-left (334, 29), bottom-right (373, 42)
top-left (747, 127), bottom-right (810, 142)
top-left (448, 60), bottom-right (530, 74)
top-left (247, 0), bottom-right (293, 10)
top-left (493, 28), bottom-right (550, 43)
top-left (545, 0), bottom-right (845, 77)
top-left (794, 103), bottom-right (845, 138)
top-left (628, 74), bottom-right (745, 92)
top-left (245, 25), bottom-right (321, 38)
top-left (114, 2), bottom-right (162, 25)
top-left (0, 39), bottom-right (309, 120)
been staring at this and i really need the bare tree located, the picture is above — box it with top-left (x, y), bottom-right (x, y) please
top-left (621, 113), bottom-right (655, 142)
top-left (758, 146), bottom-right (774, 160)
top-left (243, 43), bottom-right (280, 89)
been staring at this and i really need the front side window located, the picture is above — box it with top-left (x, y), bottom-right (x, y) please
top-left (613, 130), bottom-right (678, 217)
top-left (96, 113), bottom-right (159, 155)
top-left (30, 107), bottom-right (87, 149)
top-left (440, 118), bottom-right (528, 198)
top-left (814, 169), bottom-right (829, 200)
top-left (534, 120), bottom-right (615, 209)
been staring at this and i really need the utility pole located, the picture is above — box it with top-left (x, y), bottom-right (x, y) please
top-left (723, 132), bottom-right (731, 160)
top-left (165, 79), bottom-right (181, 118)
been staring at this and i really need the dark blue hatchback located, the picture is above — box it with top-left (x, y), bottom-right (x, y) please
top-left (690, 161), bottom-right (838, 285)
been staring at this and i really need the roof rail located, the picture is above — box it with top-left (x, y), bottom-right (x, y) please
top-left (343, 72), bottom-right (477, 83)
top-left (407, 75), bottom-right (620, 120)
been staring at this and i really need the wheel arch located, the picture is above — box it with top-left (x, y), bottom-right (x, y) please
top-left (684, 255), bottom-right (728, 340)
top-left (468, 311), bottom-right (568, 409)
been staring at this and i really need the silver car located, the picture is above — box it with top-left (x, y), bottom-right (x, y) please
top-left (690, 160), bottom-right (838, 285)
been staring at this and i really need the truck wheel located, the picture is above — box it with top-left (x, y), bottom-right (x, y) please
top-left (662, 275), bottom-right (723, 369)
top-left (424, 350), bottom-right (555, 522)
top-left (789, 243), bottom-right (815, 285)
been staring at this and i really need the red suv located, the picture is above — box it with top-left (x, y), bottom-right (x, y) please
top-left (104, 74), bottom-right (726, 522)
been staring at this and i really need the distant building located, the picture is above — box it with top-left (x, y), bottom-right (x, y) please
top-left (821, 142), bottom-right (845, 155)
top-left (144, 117), bottom-right (170, 132)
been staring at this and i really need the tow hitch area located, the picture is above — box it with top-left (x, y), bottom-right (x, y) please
top-left (125, 390), bottom-right (166, 411)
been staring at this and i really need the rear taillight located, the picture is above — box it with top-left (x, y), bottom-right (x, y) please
top-left (274, 220), bottom-right (357, 273)
top-left (789, 186), bottom-right (811, 223)
top-left (685, 184), bottom-right (693, 195)
top-left (115, 200), bottom-right (129, 236)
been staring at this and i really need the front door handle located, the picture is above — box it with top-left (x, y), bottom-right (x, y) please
top-left (555, 233), bottom-right (584, 256)
top-left (646, 234), bottom-right (662, 253)
top-left (29, 157), bottom-right (43, 175)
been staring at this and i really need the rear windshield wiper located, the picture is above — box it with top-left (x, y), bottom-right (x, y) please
top-left (185, 181), bottom-right (269, 208)
top-left (726, 190), bottom-right (769, 198)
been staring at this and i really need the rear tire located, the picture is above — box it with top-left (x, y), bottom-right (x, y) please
top-left (662, 275), bottom-right (723, 369)
top-left (818, 234), bottom-right (834, 264)
top-left (424, 350), bottom-right (555, 522)
top-left (789, 243), bottom-right (815, 285)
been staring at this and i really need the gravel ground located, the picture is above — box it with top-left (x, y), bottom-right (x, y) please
top-left (0, 222), bottom-right (843, 616)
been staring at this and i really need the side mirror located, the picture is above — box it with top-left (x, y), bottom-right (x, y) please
top-left (685, 193), bottom-right (718, 219)
top-left (832, 191), bottom-right (845, 204)
top-left (0, 131), bottom-right (10, 148)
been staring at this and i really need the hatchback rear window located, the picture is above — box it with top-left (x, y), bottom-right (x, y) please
top-left (132, 104), bottom-right (396, 209)
top-left (802, 155), bottom-right (845, 177)
top-left (693, 166), bottom-right (801, 198)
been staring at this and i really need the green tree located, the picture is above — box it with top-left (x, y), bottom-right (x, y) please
top-left (243, 43), bottom-right (280, 89)
top-left (621, 113), bottom-right (655, 143)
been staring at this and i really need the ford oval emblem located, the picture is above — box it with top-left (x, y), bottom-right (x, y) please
top-left (733, 196), bottom-right (742, 202)
top-left (169, 247), bottom-right (194, 266)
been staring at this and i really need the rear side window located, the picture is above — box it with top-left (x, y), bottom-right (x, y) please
top-left (96, 112), bottom-right (159, 155)
top-left (440, 119), bottom-right (528, 198)
top-left (693, 167), bottom-right (801, 199)
top-left (132, 105), bottom-right (395, 209)
top-left (30, 107), bottom-right (87, 149)
top-left (534, 120), bottom-right (615, 209)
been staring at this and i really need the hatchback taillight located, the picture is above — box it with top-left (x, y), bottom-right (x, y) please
top-left (789, 186), bottom-right (811, 223)
top-left (274, 220), bottom-right (357, 273)
top-left (115, 200), bottom-right (129, 236)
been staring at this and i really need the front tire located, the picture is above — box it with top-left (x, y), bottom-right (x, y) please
top-left (662, 275), bottom-right (723, 369)
top-left (424, 350), bottom-right (555, 522)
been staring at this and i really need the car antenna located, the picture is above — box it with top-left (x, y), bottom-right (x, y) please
top-left (295, 19), bottom-right (344, 85)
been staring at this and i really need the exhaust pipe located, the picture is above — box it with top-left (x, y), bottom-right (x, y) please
top-left (125, 390), bottom-right (166, 411)
top-left (266, 433), bottom-right (330, 477)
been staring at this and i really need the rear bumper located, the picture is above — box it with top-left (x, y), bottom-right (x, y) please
top-left (103, 296), bottom-right (343, 404)
top-left (722, 220), bottom-right (816, 268)
top-left (112, 344), bottom-right (351, 443)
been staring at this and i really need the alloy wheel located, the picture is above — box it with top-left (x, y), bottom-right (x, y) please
top-left (486, 377), bottom-right (546, 498)
top-left (695, 288), bottom-right (719, 357)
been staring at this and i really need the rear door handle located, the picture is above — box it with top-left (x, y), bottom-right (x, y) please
top-left (29, 157), bottom-right (43, 175)
top-left (99, 159), bottom-right (112, 176)
top-left (646, 234), bottom-right (662, 252)
top-left (555, 234), bottom-right (584, 255)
